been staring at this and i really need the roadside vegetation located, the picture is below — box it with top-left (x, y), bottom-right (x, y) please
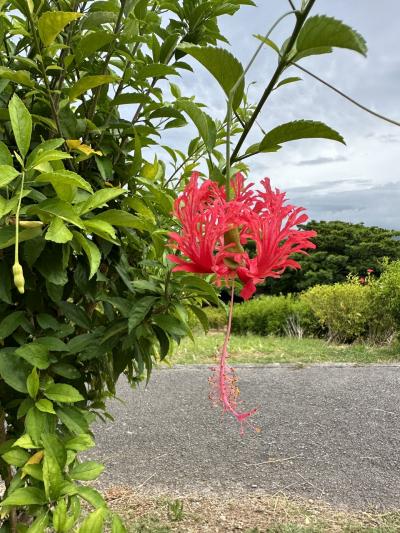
top-left (105, 488), bottom-right (400, 533)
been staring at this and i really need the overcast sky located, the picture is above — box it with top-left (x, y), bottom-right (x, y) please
top-left (165, 0), bottom-right (400, 229)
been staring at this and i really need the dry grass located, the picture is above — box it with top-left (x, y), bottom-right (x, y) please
top-left (104, 486), bottom-right (400, 532)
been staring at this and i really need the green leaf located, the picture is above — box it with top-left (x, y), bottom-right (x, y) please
top-left (58, 301), bottom-right (92, 329)
top-left (65, 434), bottom-right (95, 452)
top-left (35, 336), bottom-right (67, 352)
top-left (78, 507), bottom-right (107, 533)
top-left (0, 165), bottom-right (19, 188)
top-left (15, 343), bottom-right (50, 369)
top-left (27, 198), bottom-right (84, 228)
top-left (0, 311), bottom-right (25, 339)
top-left (75, 188), bottom-right (126, 215)
top-left (137, 63), bottom-right (177, 79)
top-left (254, 34), bottom-right (280, 54)
top-left (293, 15), bottom-right (367, 61)
top-left (111, 514), bottom-right (127, 533)
top-left (27, 368), bottom-right (39, 399)
top-left (70, 461), bottom-right (104, 481)
top-left (274, 77), bottom-right (302, 90)
top-left (45, 383), bottom-right (84, 403)
top-left (72, 231), bottom-right (101, 279)
top-left (0, 66), bottom-right (34, 88)
top-left (13, 434), bottom-right (36, 449)
top-left (179, 44), bottom-right (244, 109)
top-left (41, 433), bottom-right (66, 500)
top-left (0, 348), bottom-right (30, 392)
top-left (68, 75), bottom-right (116, 101)
top-left (0, 487), bottom-right (46, 507)
top-left (57, 406), bottom-right (89, 435)
top-left (36, 170), bottom-right (93, 195)
top-left (93, 209), bottom-right (153, 232)
top-left (38, 12), bottom-right (82, 47)
top-left (1, 447), bottom-right (30, 467)
top-left (258, 120), bottom-right (345, 152)
top-left (9, 94), bottom-right (32, 158)
top-left (36, 399), bottom-right (56, 414)
top-left (128, 296), bottom-right (157, 332)
top-left (75, 30), bottom-right (114, 64)
top-left (189, 304), bottom-right (209, 333)
top-left (51, 362), bottom-right (80, 380)
top-left (152, 315), bottom-right (187, 336)
top-left (28, 149), bottom-right (72, 170)
top-left (176, 100), bottom-right (216, 151)
top-left (180, 275), bottom-right (220, 305)
top-left (27, 511), bottom-right (49, 533)
top-left (0, 226), bottom-right (42, 250)
top-left (25, 407), bottom-right (55, 445)
top-left (83, 219), bottom-right (117, 242)
top-left (0, 141), bottom-right (13, 165)
top-left (77, 486), bottom-right (106, 509)
top-left (46, 217), bottom-right (74, 243)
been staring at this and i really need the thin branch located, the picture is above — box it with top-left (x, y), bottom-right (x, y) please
top-left (288, 0), bottom-right (296, 9)
top-left (291, 61), bottom-right (400, 128)
top-left (230, 0), bottom-right (317, 164)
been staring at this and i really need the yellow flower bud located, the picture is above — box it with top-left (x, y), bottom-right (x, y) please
top-left (18, 220), bottom-right (44, 228)
top-left (12, 262), bottom-right (25, 294)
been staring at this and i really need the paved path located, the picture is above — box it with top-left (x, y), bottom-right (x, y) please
top-left (90, 364), bottom-right (400, 509)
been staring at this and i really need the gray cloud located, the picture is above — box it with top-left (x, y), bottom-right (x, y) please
top-left (297, 155), bottom-right (348, 166)
top-left (285, 181), bottom-right (400, 229)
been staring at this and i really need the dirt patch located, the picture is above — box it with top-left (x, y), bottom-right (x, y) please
top-left (104, 486), bottom-right (400, 532)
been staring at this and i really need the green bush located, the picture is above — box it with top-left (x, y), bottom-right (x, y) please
top-left (229, 295), bottom-right (316, 337)
top-left (301, 270), bottom-right (399, 344)
top-left (204, 307), bottom-right (228, 330)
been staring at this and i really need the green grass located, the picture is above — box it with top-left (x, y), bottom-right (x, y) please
top-left (172, 333), bottom-right (400, 365)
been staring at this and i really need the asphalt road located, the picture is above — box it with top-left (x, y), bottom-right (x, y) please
top-left (90, 364), bottom-right (400, 509)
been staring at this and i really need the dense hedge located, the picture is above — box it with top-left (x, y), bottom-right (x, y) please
top-left (204, 261), bottom-right (400, 344)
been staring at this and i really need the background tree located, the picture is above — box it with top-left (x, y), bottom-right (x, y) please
top-left (263, 221), bottom-right (400, 294)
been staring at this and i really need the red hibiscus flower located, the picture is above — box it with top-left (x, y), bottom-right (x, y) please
top-left (167, 172), bottom-right (316, 431)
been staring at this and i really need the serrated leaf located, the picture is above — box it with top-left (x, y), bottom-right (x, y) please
top-left (0, 141), bottom-right (13, 165)
top-left (57, 406), bottom-right (89, 434)
top-left (78, 507), bottom-right (107, 533)
top-left (72, 231), bottom-right (101, 279)
top-left (15, 343), bottom-right (50, 369)
top-left (45, 383), bottom-right (84, 403)
top-left (68, 75), bottom-right (116, 101)
top-left (137, 63), bottom-right (177, 79)
top-left (128, 296), bottom-right (157, 332)
top-left (27, 198), bottom-right (84, 228)
top-left (77, 486), bottom-right (106, 509)
top-left (293, 15), bottom-right (367, 61)
top-left (27, 368), bottom-right (39, 399)
top-left (65, 434), bottom-right (95, 452)
top-left (75, 188), bottom-right (126, 215)
top-left (0, 311), bottom-right (25, 339)
top-left (9, 94), bottom-right (32, 158)
top-left (176, 100), bottom-right (216, 151)
top-left (274, 77), bottom-right (302, 90)
top-left (0, 165), bottom-right (19, 187)
top-left (0, 348), bottom-right (30, 392)
top-left (0, 66), bottom-right (34, 88)
top-left (94, 209), bottom-right (153, 232)
top-left (45, 217), bottom-right (74, 243)
top-left (0, 487), bottom-right (46, 507)
top-left (179, 44), bottom-right (244, 109)
top-left (1, 447), bottom-right (30, 467)
top-left (75, 30), bottom-right (114, 64)
top-left (38, 12), bottom-right (82, 47)
top-left (70, 461), bottom-right (104, 481)
top-left (259, 120), bottom-right (345, 152)
top-left (36, 399), bottom-right (56, 414)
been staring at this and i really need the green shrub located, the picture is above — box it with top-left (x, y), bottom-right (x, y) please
top-left (301, 276), bottom-right (373, 343)
top-left (230, 295), bottom-right (317, 337)
top-left (204, 307), bottom-right (228, 330)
